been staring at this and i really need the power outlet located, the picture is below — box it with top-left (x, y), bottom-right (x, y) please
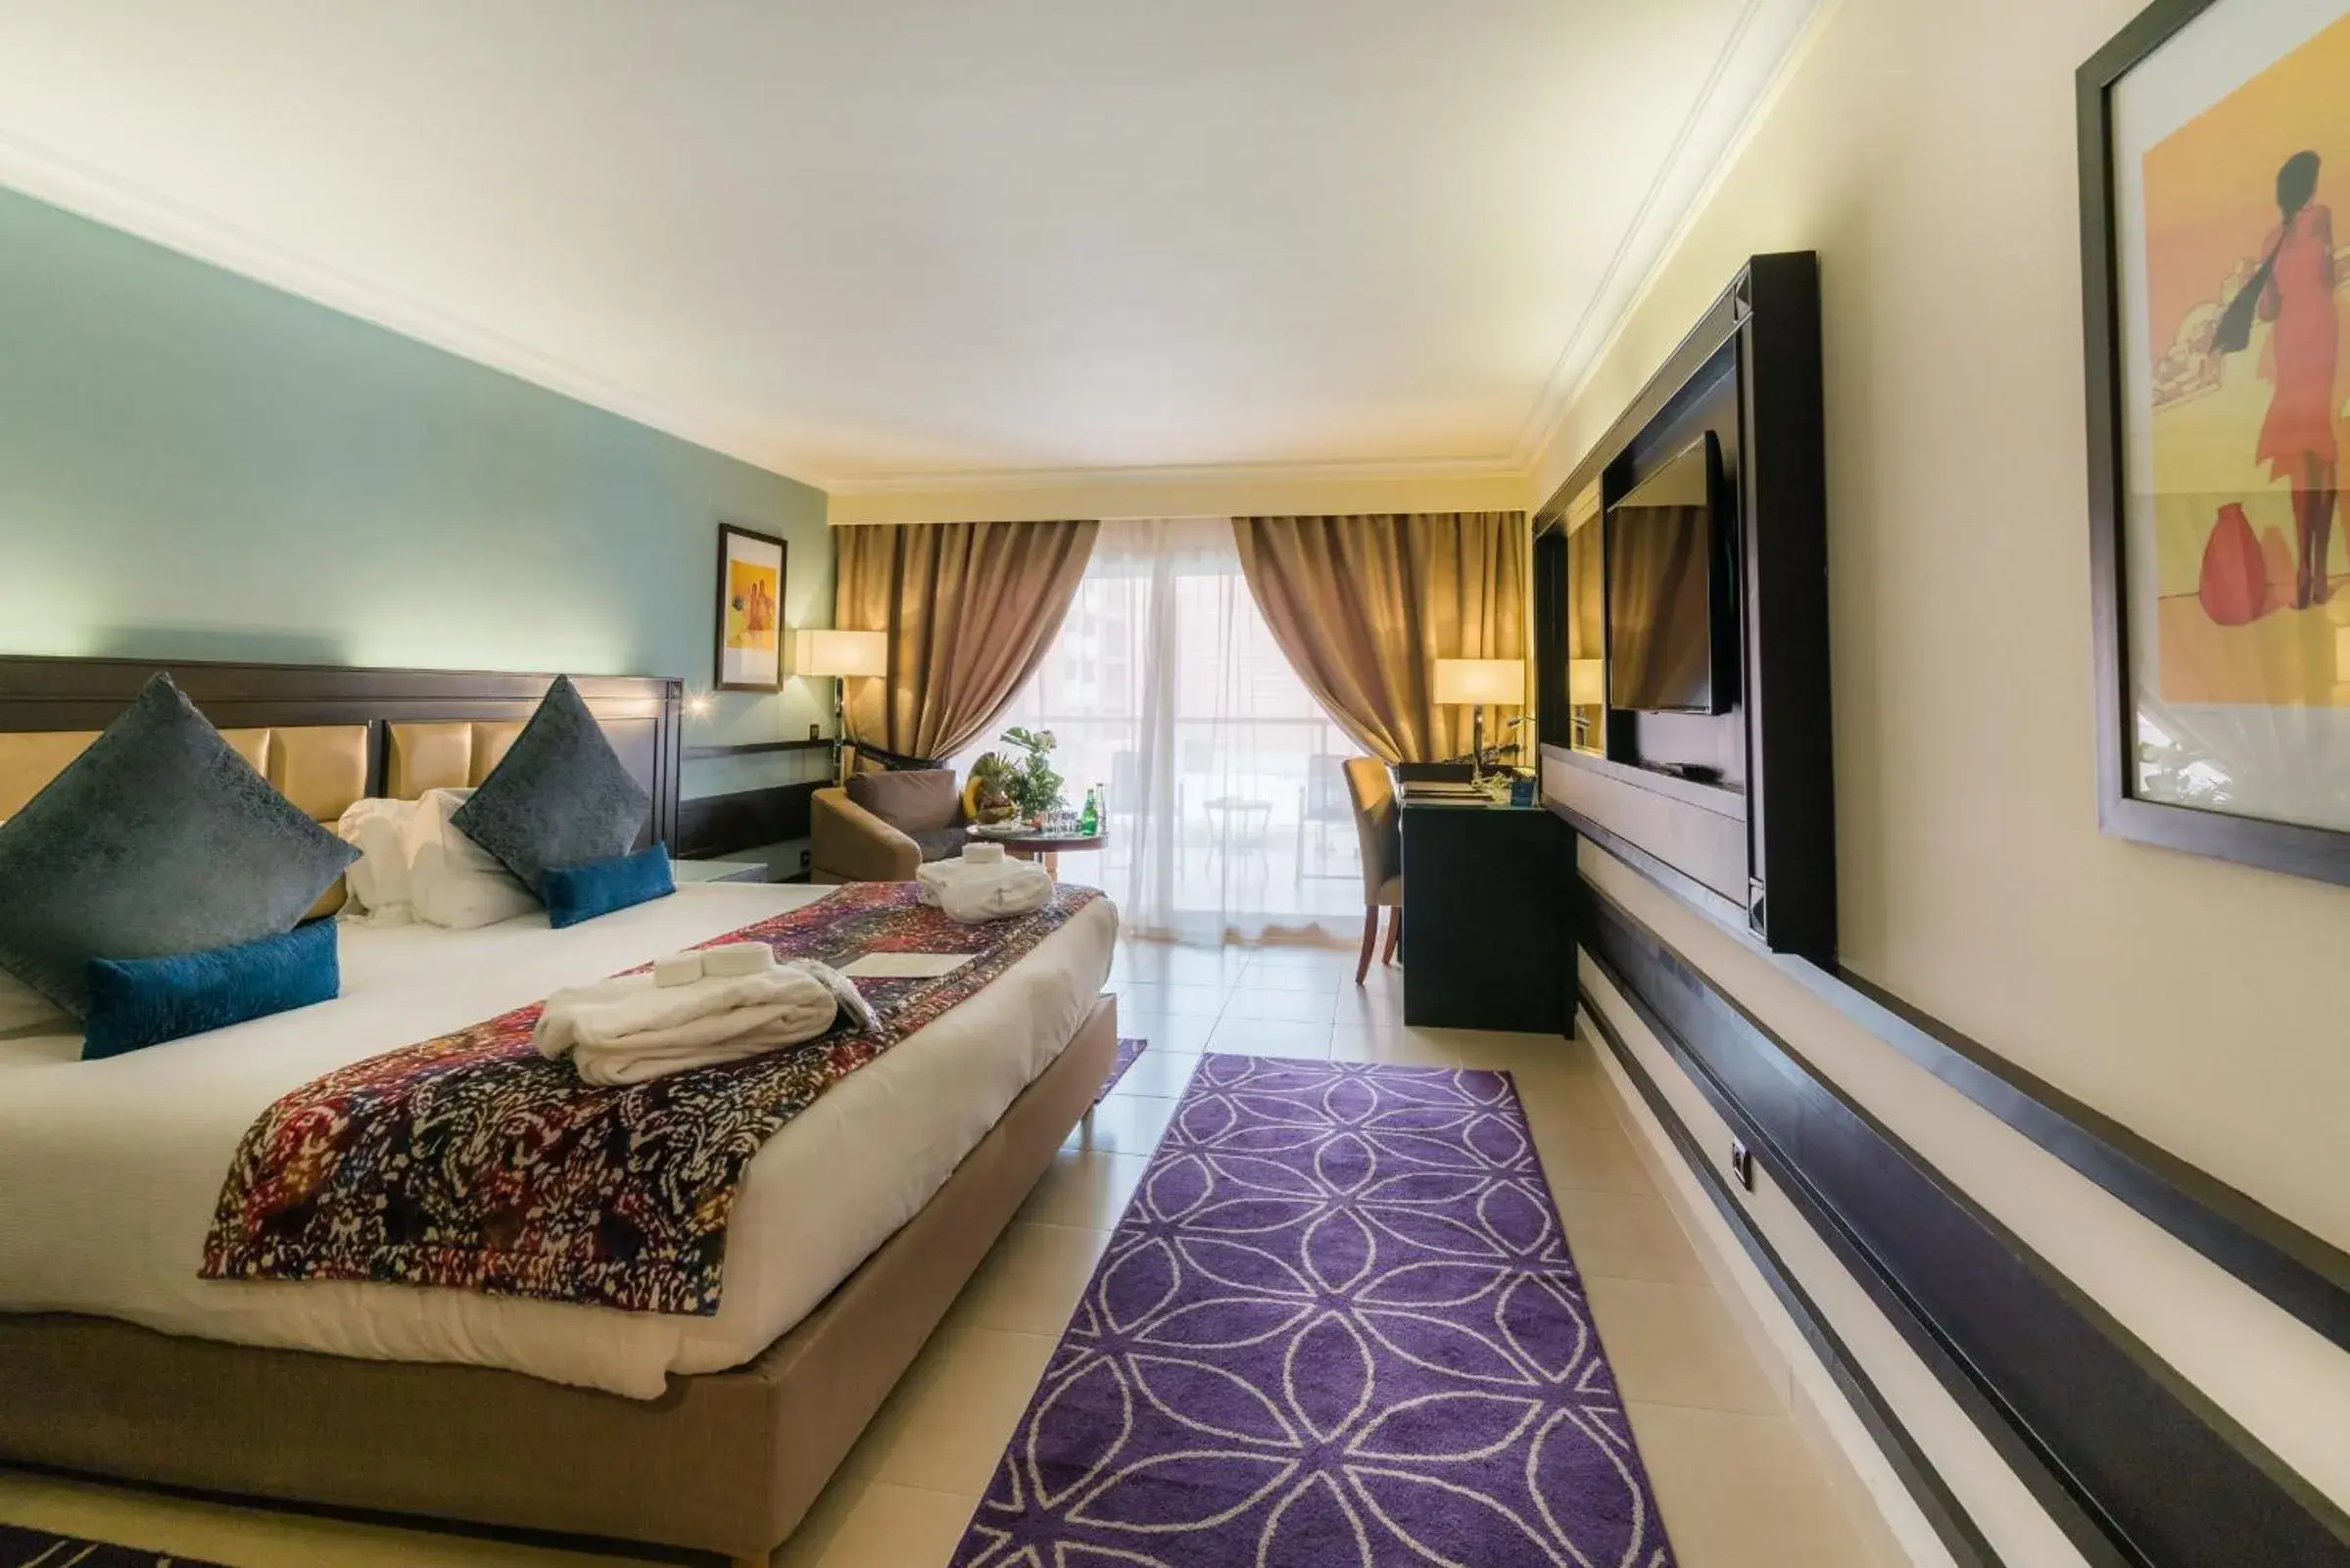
top-left (1729, 1138), bottom-right (1755, 1193)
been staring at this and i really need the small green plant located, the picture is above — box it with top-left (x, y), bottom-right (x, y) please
top-left (996, 727), bottom-right (1066, 819)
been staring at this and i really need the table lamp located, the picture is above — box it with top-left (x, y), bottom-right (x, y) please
top-left (792, 629), bottom-right (887, 783)
top-left (1433, 658), bottom-right (1526, 782)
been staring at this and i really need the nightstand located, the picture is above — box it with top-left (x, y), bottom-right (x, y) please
top-left (671, 858), bottom-right (774, 885)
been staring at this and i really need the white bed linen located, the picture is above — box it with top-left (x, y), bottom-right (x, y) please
top-left (0, 884), bottom-right (1117, 1398)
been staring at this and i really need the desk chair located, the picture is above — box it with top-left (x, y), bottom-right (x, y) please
top-left (1296, 753), bottom-right (1353, 877)
top-left (1342, 757), bottom-right (1403, 985)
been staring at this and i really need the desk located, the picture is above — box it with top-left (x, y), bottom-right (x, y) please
top-left (1399, 798), bottom-right (1570, 1033)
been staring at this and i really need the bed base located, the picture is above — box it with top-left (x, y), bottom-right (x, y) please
top-left (0, 994), bottom-right (1117, 1564)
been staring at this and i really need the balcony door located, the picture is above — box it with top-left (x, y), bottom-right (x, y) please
top-left (959, 516), bottom-right (1367, 945)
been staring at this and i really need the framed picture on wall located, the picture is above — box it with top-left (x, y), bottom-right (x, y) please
top-left (713, 521), bottom-right (787, 692)
top-left (2081, 0), bottom-right (2350, 883)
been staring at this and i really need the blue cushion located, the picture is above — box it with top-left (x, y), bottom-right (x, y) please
top-left (452, 676), bottom-right (652, 898)
top-left (82, 919), bottom-right (341, 1060)
top-left (0, 673), bottom-right (359, 1018)
top-left (542, 846), bottom-right (676, 928)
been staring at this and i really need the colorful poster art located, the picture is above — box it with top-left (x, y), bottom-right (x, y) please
top-left (715, 523), bottom-right (788, 691)
top-left (2110, 0), bottom-right (2350, 840)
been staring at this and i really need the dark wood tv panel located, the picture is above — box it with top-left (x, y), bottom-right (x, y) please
top-left (1533, 251), bottom-right (1834, 962)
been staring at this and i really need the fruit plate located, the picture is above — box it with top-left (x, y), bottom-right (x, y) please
top-left (971, 822), bottom-right (1038, 839)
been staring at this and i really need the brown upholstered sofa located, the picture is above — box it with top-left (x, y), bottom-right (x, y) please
top-left (809, 767), bottom-right (972, 882)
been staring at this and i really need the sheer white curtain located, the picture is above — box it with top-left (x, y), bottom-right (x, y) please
top-left (956, 517), bottom-right (1367, 945)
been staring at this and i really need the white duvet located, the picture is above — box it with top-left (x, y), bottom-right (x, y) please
top-left (0, 884), bottom-right (1117, 1398)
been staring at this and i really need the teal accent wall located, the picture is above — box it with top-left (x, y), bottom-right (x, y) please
top-left (0, 186), bottom-right (832, 796)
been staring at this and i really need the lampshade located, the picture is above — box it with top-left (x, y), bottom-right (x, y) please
top-left (1433, 658), bottom-right (1525, 706)
top-left (1566, 658), bottom-right (1606, 706)
top-left (792, 628), bottom-right (887, 679)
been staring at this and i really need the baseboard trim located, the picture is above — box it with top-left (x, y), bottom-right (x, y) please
top-left (1577, 989), bottom-right (2006, 1568)
top-left (1578, 884), bottom-right (2350, 1567)
top-left (1568, 829), bottom-right (2350, 1357)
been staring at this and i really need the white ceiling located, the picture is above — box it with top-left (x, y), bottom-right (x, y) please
top-left (0, 0), bottom-right (1815, 491)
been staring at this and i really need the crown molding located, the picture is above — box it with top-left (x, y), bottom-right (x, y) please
top-left (825, 458), bottom-right (1535, 526)
top-left (1510, 0), bottom-right (1826, 474)
top-left (822, 452), bottom-right (1524, 497)
top-left (0, 127), bottom-right (840, 493)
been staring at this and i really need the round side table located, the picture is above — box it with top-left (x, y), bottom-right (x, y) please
top-left (969, 827), bottom-right (1109, 879)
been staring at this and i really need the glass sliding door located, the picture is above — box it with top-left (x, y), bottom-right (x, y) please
top-left (957, 517), bottom-right (1367, 945)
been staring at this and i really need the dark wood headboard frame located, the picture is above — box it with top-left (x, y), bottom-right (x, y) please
top-left (0, 654), bottom-right (684, 850)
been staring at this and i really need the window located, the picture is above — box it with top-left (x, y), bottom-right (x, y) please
top-left (959, 517), bottom-right (1367, 944)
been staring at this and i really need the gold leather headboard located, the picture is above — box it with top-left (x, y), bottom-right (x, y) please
top-left (0, 733), bottom-right (99, 821)
top-left (0, 724), bottom-right (369, 826)
top-left (0, 655), bottom-right (681, 856)
top-left (384, 721), bottom-right (528, 799)
top-left (0, 724), bottom-right (371, 920)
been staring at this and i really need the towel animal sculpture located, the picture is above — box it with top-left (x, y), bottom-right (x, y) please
top-left (535, 942), bottom-right (878, 1086)
top-left (915, 839), bottom-right (1054, 922)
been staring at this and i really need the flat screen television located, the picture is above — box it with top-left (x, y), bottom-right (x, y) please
top-left (1607, 430), bottom-right (1732, 714)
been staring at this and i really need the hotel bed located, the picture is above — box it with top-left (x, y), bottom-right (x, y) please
top-left (0, 655), bottom-right (1119, 1564)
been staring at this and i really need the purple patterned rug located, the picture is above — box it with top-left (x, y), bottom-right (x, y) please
top-left (1095, 1036), bottom-right (1148, 1104)
top-left (0, 1524), bottom-right (230, 1566)
top-left (951, 1053), bottom-right (1676, 1567)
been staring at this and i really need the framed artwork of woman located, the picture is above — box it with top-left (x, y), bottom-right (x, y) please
top-left (2082, 0), bottom-right (2350, 883)
top-left (714, 521), bottom-right (788, 692)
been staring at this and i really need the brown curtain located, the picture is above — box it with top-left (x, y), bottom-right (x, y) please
top-left (833, 520), bottom-right (1098, 761)
top-left (1233, 512), bottom-right (1528, 764)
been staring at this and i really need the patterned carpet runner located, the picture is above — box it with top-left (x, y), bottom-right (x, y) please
top-left (0, 1524), bottom-right (228, 1566)
top-left (1095, 1036), bottom-right (1148, 1103)
top-left (951, 1053), bottom-right (1676, 1567)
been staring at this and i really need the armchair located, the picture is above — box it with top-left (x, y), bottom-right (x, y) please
top-left (808, 768), bottom-right (971, 883)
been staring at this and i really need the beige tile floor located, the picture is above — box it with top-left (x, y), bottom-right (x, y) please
top-left (0, 938), bottom-right (1880, 1568)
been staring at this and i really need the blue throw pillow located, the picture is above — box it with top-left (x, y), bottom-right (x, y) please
top-left (82, 919), bottom-right (341, 1060)
top-left (452, 676), bottom-right (652, 898)
top-left (0, 673), bottom-right (358, 1018)
top-left (542, 846), bottom-right (676, 928)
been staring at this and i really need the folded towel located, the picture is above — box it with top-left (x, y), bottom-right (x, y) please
top-left (916, 851), bottom-right (1053, 923)
top-left (653, 942), bottom-right (775, 986)
top-left (535, 954), bottom-right (874, 1086)
top-left (938, 868), bottom-right (1051, 922)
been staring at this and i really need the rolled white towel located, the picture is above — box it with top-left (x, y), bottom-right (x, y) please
top-left (535, 957), bottom-right (865, 1086)
top-left (933, 861), bottom-right (1052, 923)
top-left (913, 856), bottom-right (962, 908)
top-left (702, 942), bottom-right (778, 977)
top-left (652, 953), bottom-right (704, 988)
top-left (916, 843), bottom-right (1013, 900)
top-left (917, 845), bottom-right (1053, 920)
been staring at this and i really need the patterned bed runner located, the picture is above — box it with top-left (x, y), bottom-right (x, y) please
top-left (201, 882), bottom-right (1103, 1314)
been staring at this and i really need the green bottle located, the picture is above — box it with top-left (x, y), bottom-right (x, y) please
top-left (1078, 785), bottom-right (1100, 835)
